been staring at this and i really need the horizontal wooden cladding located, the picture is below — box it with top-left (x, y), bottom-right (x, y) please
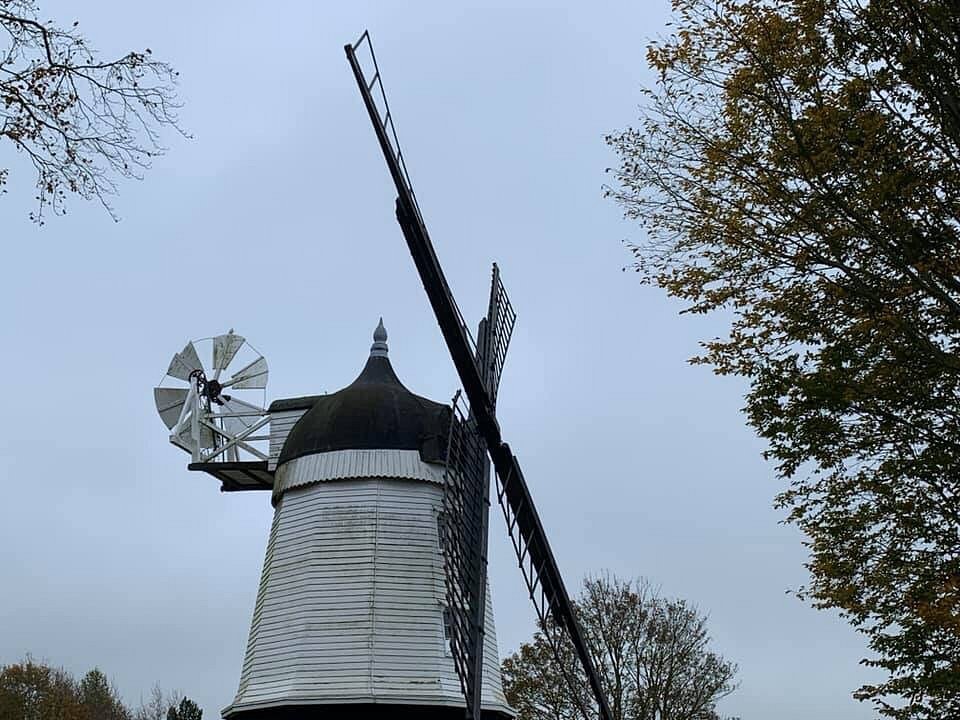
top-left (268, 409), bottom-right (308, 471)
top-left (228, 477), bottom-right (512, 718)
top-left (276, 450), bottom-right (446, 493)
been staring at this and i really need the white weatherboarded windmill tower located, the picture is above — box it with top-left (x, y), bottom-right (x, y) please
top-left (153, 323), bottom-right (514, 720)
top-left (153, 30), bottom-right (619, 720)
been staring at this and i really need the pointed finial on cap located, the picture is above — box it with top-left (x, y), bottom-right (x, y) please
top-left (370, 317), bottom-right (389, 357)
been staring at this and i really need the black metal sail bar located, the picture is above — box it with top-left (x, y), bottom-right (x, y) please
top-left (345, 32), bottom-right (614, 720)
top-left (443, 271), bottom-right (514, 720)
top-left (480, 265), bottom-right (515, 407)
top-left (441, 392), bottom-right (489, 720)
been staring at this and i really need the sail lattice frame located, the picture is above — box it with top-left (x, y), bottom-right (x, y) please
top-left (346, 31), bottom-right (615, 720)
top-left (441, 393), bottom-right (489, 715)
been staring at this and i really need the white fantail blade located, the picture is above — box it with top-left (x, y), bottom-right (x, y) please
top-left (174, 413), bottom-right (214, 450)
top-left (154, 387), bottom-right (189, 429)
top-left (227, 356), bottom-right (269, 389)
top-left (213, 332), bottom-right (245, 371)
top-left (219, 397), bottom-right (265, 438)
top-left (167, 341), bottom-right (203, 381)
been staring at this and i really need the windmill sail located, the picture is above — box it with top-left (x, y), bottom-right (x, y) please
top-left (154, 387), bottom-right (189, 429)
top-left (479, 264), bottom-right (516, 405)
top-left (213, 332), bottom-right (246, 371)
top-left (174, 410), bottom-right (214, 449)
top-left (154, 332), bottom-right (271, 473)
top-left (167, 342), bottom-right (202, 381)
top-left (219, 396), bottom-right (264, 438)
top-left (228, 356), bottom-right (269, 389)
top-left (441, 396), bottom-right (489, 716)
top-left (440, 268), bottom-right (517, 719)
top-left (346, 32), bottom-right (614, 720)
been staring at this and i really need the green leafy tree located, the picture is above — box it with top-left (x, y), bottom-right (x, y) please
top-left (502, 576), bottom-right (737, 720)
top-left (165, 697), bottom-right (201, 720)
top-left (0, 0), bottom-right (183, 221)
top-left (79, 669), bottom-right (129, 720)
top-left (605, 1), bottom-right (960, 717)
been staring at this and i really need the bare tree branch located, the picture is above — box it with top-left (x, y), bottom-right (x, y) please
top-left (0, 0), bottom-right (186, 222)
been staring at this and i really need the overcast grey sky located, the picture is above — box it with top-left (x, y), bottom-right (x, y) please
top-left (0, 2), bottom-right (881, 718)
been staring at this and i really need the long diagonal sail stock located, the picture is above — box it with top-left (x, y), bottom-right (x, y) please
top-left (345, 32), bottom-right (614, 720)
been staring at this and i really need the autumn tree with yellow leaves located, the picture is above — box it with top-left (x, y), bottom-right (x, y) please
top-left (606, 1), bottom-right (960, 717)
top-left (0, 658), bottom-right (200, 720)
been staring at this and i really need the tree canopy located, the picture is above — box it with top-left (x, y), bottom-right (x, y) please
top-left (605, 1), bottom-right (960, 717)
top-left (0, 658), bottom-right (199, 720)
top-left (502, 576), bottom-right (737, 720)
top-left (0, 660), bottom-right (88, 720)
top-left (166, 698), bottom-right (202, 720)
top-left (79, 669), bottom-right (129, 720)
top-left (0, 0), bottom-right (182, 221)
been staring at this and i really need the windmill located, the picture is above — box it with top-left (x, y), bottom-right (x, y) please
top-left (346, 32), bottom-right (615, 720)
top-left (149, 33), bottom-right (612, 720)
top-left (153, 329), bottom-right (518, 718)
top-left (153, 330), bottom-right (274, 491)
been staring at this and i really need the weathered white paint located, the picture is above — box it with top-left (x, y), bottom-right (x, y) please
top-left (267, 409), bottom-right (308, 472)
top-left (213, 331), bottom-right (245, 371)
top-left (224, 453), bottom-right (513, 718)
top-left (156, 334), bottom-right (270, 464)
top-left (276, 449), bottom-right (446, 494)
top-left (154, 387), bottom-right (189, 429)
top-left (228, 356), bottom-right (269, 390)
top-left (167, 341), bottom-right (202, 381)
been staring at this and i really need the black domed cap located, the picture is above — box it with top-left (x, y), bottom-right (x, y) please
top-left (278, 322), bottom-right (450, 466)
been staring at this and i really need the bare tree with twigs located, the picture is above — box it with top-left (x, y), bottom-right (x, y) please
top-left (0, 0), bottom-right (184, 222)
top-left (502, 575), bottom-right (739, 720)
